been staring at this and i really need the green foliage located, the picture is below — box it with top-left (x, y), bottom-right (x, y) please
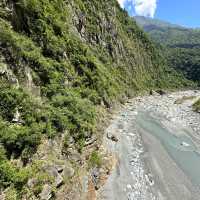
top-left (135, 16), bottom-right (200, 85)
top-left (0, 158), bottom-right (29, 189)
top-left (88, 151), bottom-right (102, 168)
top-left (0, 123), bottom-right (41, 157)
top-left (0, 85), bottom-right (27, 121)
top-left (5, 187), bottom-right (18, 200)
top-left (193, 99), bottom-right (200, 112)
top-left (51, 91), bottom-right (96, 137)
top-left (167, 47), bottom-right (200, 84)
top-left (0, 0), bottom-right (189, 197)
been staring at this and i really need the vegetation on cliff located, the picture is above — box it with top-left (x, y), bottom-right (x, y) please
top-left (0, 0), bottom-right (189, 198)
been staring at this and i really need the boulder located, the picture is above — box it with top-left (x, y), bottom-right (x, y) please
top-left (12, 109), bottom-right (23, 124)
top-left (156, 89), bottom-right (167, 95)
top-left (63, 164), bottom-right (75, 179)
top-left (55, 174), bottom-right (63, 188)
top-left (0, 193), bottom-right (5, 200)
top-left (149, 90), bottom-right (158, 95)
top-left (39, 184), bottom-right (52, 200)
top-left (27, 178), bottom-right (38, 188)
top-left (0, 64), bottom-right (7, 75)
top-left (55, 165), bottom-right (64, 173)
top-left (44, 165), bottom-right (63, 188)
top-left (91, 168), bottom-right (100, 190)
top-left (67, 149), bottom-right (82, 163)
top-left (107, 132), bottom-right (118, 142)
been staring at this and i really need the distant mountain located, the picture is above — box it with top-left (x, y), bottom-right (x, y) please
top-left (135, 16), bottom-right (200, 84)
top-left (135, 16), bottom-right (183, 31)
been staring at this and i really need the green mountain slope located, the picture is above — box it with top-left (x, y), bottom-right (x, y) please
top-left (135, 16), bottom-right (200, 84)
top-left (0, 1), bottom-right (188, 198)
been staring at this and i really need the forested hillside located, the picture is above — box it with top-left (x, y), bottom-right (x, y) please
top-left (0, 1), bottom-right (188, 199)
top-left (135, 16), bottom-right (200, 84)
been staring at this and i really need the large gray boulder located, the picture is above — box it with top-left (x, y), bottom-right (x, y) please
top-left (63, 164), bottom-right (75, 179)
top-left (44, 165), bottom-right (63, 188)
top-left (39, 184), bottom-right (52, 200)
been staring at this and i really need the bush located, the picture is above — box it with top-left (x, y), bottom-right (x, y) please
top-left (0, 160), bottom-right (29, 189)
top-left (51, 91), bottom-right (96, 134)
top-left (0, 122), bottom-right (42, 157)
top-left (0, 85), bottom-right (27, 121)
top-left (5, 187), bottom-right (18, 200)
top-left (88, 151), bottom-right (102, 168)
top-left (193, 99), bottom-right (200, 112)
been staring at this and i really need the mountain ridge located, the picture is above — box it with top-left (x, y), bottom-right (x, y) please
top-left (135, 16), bottom-right (200, 85)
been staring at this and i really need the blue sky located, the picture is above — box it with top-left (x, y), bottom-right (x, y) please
top-left (118, 0), bottom-right (200, 28)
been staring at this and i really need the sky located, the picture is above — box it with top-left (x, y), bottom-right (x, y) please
top-left (117, 0), bottom-right (200, 28)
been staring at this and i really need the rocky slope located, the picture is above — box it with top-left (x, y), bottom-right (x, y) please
top-left (0, 1), bottom-right (190, 199)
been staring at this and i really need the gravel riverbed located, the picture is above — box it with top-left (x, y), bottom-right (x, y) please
top-left (97, 90), bottom-right (200, 200)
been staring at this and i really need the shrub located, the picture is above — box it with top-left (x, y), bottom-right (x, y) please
top-left (88, 151), bottom-right (102, 168)
top-left (0, 160), bottom-right (29, 189)
top-left (193, 99), bottom-right (200, 112)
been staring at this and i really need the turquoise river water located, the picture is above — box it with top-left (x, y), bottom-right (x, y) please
top-left (136, 111), bottom-right (200, 187)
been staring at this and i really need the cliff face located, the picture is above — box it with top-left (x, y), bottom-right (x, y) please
top-left (0, 0), bottom-right (187, 199)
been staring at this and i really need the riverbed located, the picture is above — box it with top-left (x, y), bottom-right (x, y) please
top-left (98, 90), bottom-right (200, 200)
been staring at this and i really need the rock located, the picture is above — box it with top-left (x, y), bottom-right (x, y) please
top-left (67, 150), bottom-right (82, 163)
top-left (63, 164), bottom-right (75, 178)
top-left (39, 184), bottom-right (52, 200)
top-left (0, 64), bottom-right (7, 75)
top-left (0, 193), bottom-right (5, 200)
top-left (111, 135), bottom-right (119, 142)
top-left (156, 89), bottom-right (167, 95)
top-left (84, 136), bottom-right (97, 146)
top-left (181, 141), bottom-right (190, 147)
top-left (107, 132), bottom-right (118, 142)
top-left (27, 178), bottom-right (38, 188)
top-left (149, 90), bottom-right (157, 95)
top-left (91, 168), bottom-right (100, 190)
top-left (12, 109), bottom-right (23, 124)
top-left (44, 165), bottom-right (63, 188)
top-left (126, 184), bottom-right (132, 189)
top-left (55, 165), bottom-right (64, 173)
top-left (55, 174), bottom-right (63, 188)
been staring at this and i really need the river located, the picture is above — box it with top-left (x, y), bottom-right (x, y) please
top-left (98, 90), bottom-right (200, 200)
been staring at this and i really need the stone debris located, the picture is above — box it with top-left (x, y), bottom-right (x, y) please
top-left (99, 90), bottom-right (200, 200)
top-left (99, 101), bottom-right (157, 200)
top-left (106, 132), bottom-right (119, 142)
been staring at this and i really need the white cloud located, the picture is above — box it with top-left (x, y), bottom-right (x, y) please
top-left (117, 0), bottom-right (158, 18)
top-left (118, 0), bottom-right (127, 8)
top-left (134, 0), bottom-right (157, 18)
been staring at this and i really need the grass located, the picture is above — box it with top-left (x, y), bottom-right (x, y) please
top-left (88, 151), bottom-right (102, 168)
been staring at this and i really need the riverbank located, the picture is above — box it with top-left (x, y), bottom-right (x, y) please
top-left (98, 90), bottom-right (200, 200)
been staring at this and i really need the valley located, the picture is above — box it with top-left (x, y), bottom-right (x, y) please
top-left (0, 1), bottom-right (200, 199)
